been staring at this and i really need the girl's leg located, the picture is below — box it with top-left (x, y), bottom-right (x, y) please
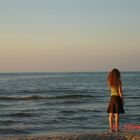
top-left (109, 113), bottom-right (113, 132)
top-left (115, 113), bottom-right (119, 131)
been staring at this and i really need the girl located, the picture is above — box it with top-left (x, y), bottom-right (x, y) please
top-left (107, 69), bottom-right (125, 132)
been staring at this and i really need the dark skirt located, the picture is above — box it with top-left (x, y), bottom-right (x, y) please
top-left (107, 96), bottom-right (125, 114)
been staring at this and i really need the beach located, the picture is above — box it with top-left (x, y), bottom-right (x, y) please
top-left (0, 131), bottom-right (140, 140)
top-left (1, 0), bottom-right (140, 139)
top-left (0, 73), bottom-right (140, 137)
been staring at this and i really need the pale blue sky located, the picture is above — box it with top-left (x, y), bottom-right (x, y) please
top-left (0, 0), bottom-right (140, 72)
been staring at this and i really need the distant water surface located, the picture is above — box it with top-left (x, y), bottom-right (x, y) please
top-left (0, 72), bottom-right (139, 136)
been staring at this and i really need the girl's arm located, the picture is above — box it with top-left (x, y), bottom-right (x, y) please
top-left (118, 80), bottom-right (124, 104)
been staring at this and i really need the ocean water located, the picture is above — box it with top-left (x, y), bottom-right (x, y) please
top-left (0, 72), bottom-right (139, 136)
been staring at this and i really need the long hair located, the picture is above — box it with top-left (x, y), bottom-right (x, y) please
top-left (108, 68), bottom-right (121, 88)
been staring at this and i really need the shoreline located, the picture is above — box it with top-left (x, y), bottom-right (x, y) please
top-left (1, 131), bottom-right (140, 140)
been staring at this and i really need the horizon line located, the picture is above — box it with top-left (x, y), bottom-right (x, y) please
top-left (0, 71), bottom-right (139, 74)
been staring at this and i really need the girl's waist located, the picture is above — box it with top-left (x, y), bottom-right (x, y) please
top-left (111, 92), bottom-right (119, 96)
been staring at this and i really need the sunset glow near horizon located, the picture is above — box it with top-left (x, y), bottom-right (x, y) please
top-left (0, 0), bottom-right (140, 72)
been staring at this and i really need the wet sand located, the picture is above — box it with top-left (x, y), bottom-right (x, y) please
top-left (1, 131), bottom-right (140, 140)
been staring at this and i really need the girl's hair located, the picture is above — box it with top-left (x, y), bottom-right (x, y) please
top-left (108, 68), bottom-right (121, 87)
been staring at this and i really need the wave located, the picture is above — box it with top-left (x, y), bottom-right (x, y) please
top-left (0, 95), bottom-right (43, 100)
top-left (60, 109), bottom-right (102, 115)
top-left (10, 112), bottom-right (33, 117)
top-left (0, 95), bottom-right (94, 101)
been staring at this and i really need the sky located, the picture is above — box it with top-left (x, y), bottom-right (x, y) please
top-left (0, 0), bottom-right (140, 72)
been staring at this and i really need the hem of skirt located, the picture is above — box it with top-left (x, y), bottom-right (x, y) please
top-left (107, 112), bottom-right (125, 114)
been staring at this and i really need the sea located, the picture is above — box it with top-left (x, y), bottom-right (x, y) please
top-left (0, 72), bottom-right (139, 136)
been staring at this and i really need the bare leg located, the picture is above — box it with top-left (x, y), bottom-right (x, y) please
top-left (109, 113), bottom-right (113, 132)
top-left (115, 113), bottom-right (119, 131)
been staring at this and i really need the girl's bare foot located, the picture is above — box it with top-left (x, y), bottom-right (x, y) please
top-left (116, 129), bottom-right (120, 132)
top-left (110, 129), bottom-right (115, 132)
